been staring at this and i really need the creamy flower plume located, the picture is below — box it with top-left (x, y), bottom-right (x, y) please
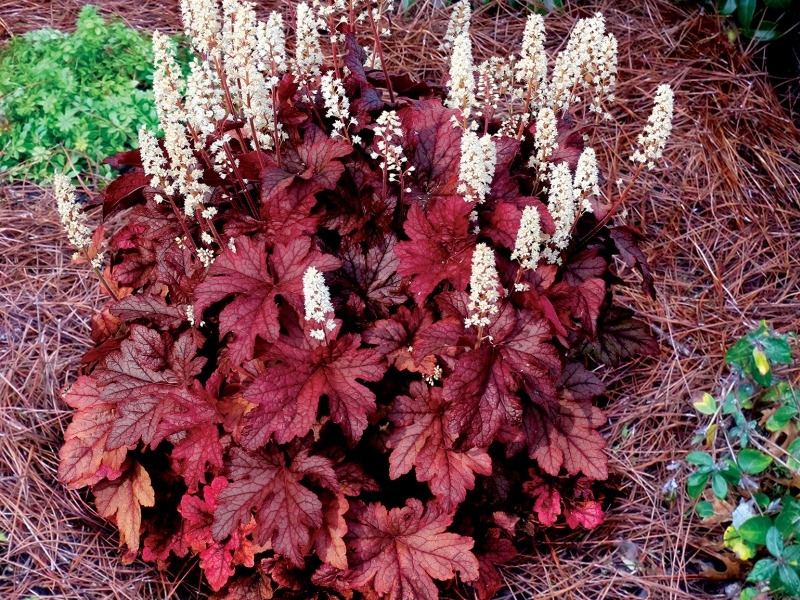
top-left (371, 110), bottom-right (407, 182)
top-left (511, 205), bottom-right (542, 271)
top-left (542, 162), bottom-right (575, 265)
top-left (54, 174), bottom-right (92, 250)
top-left (152, 31), bottom-right (210, 215)
top-left (590, 33), bottom-right (617, 117)
top-left (441, 0), bottom-right (471, 51)
top-left (532, 107), bottom-right (557, 171)
top-left (477, 56), bottom-right (513, 117)
top-left (465, 243), bottom-right (500, 329)
top-left (573, 147), bottom-right (599, 213)
top-left (256, 12), bottom-right (287, 75)
top-left (631, 84), bottom-right (674, 169)
top-left (458, 130), bottom-right (496, 204)
top-left (181, 0), bottom-right (221, 57)
top-left (546, 13), bottom-right (606, 113)
top-left (138, 126), bottom-right (170, 193)
top-left (153, 31), bottom-right (187, 126)
top-left (303, 266), bottom-right (336, 340)
top-left (320, 74), bottom-right (352, 139)
top-left (220, 0), bottom-right (275, 147)
top-left (515, 13), bottom-right (548, 114)
top-left (445, 32), bottom-right (477, 121)
top-left (185, 59), bottom-right (226, 138)
top-left (294, 2), bottom-right (323, 80)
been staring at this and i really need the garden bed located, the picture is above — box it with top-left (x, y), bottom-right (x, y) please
top-left (1, 0), bottom-right (800, 598)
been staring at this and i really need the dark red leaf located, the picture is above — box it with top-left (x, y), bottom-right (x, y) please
top-left (194, 236), bottom-right (340, 367)
top-left (608, 226), bottom-right (655, 298)
top-left (211, 445), bottom-right (336, 567)
top-left (345, 499), bottom-right (480, 600)
top-left (473, 529), bottom-right (517, 600)
top-left (398, 100), bottom-right (462, 204)
top-left (110, 295), bottom-right (186, 329)
top-left (591, 307), bottom-right (659, 366)
top-left (242, 333), bottom-right (386, 446)
top-left (102, 171), bottom-right (149, 219)
top-left (387, 381), bottom-right (492, 511)
top-left (519, 395), bottom-right (608, 480)
top-left (395, 196), bottom-right (475, 301)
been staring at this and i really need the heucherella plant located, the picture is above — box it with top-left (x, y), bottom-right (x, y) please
top-left (55, 1), bottom-right (673, 597)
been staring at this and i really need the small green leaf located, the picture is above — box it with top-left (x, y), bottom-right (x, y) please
top-left (696, 500), bottom-right (715, 518)
top-left (711, 472), bottom-right (728, 499)
top-left (726, 335), bottom-right (755, 370)
top-left (784, 544), bottom-right (800, 567)
top-left (0, 531), bottom-right (6, 543)
top-left (751, 27), bottom-right (781, 42)
top-left (720, 460), bottom-right (742, 485)
top-left (764, 0), bottom-right (791, 7)
top-left (754, 493), bottom-right (771, 509)
top-left (718, 0), bottom-right (737, 15)
top-left (686, 451), bottom-right (713, 467)
top-left (686, 471), bottom-right (711, 499)
top-left (739, 588), bottom-right (759, 600)
top-left (766, 526), bottom-right (784, 558)
top-left (766, 404), bottom-right (797, 432)
top-left (778, 563), bottom-right (800, 594)
top-left (694, 393), bottom-right (717, 415)
top-left (747, 558), bottom-right (777, 582)
top-left (739, 515), bottom-right (773, 545)
top-left (737, 448), bottom-right (773, 474)
top-left (762, 336), bottom-right (792, 365)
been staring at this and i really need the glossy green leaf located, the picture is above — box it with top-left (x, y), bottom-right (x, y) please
top-left (737, 448), bottom-right (773, 474)
top-left (711, 472), bottom-right (728, 499)
top-left (739, 515), bottom-right (773, 545)
top-left (783, 544), bottom-right (800, 567)
top-left (696, 500), bottom-right (715, 519)
top-left (725, 525), bottom-right (757, 560)
top-left (754, 492), bottom-right (771, 509)
top-left (739, 587), bottom-right (759, 600)
top-left (778, 563), bottom-right (800, 594)
top-left (686, 471), bottom-right (711, 499)
top-left (753, 347), bottom-right (770, 377)
top-left (726, 336), bottom-right (755, 370)
top-left (766, 404), bottom-right (797, 432)
top-left (766, 526), bottom-right (784, 558)
top-left (751, 27), bottom-right (781, 42)
top-left (686, 451), bottom-right (713, 467)
top-left (762, 336), bottom-right (792, 364)
top-left (718, 0), bottom-right (738, 15)
top-left (719, 460), bottom-right (742, 485)
top-left (747, 558), bottom-right (777, 582)
top-left (694, 393), bottom-right (717, 415)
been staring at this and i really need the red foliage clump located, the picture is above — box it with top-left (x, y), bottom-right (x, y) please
top-left (57, 5), bottom-right (664, 598)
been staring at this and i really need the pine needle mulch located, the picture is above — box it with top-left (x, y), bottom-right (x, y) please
top-left (2, 1), bottom-right (800, 599)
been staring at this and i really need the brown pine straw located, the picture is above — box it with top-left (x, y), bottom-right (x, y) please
top-left (2, 0), bottom-right (800, 598)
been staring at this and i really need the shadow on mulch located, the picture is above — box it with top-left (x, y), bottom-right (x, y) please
top-left (1, 1), bottom-right (800, 599)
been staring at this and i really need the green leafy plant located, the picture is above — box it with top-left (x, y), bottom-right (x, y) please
top-left (716, 0), bottom-right (795, 41)
top-left (685, 322), bottom-right (800, 599)
top-left (0, 6), bottom-right (163, 184)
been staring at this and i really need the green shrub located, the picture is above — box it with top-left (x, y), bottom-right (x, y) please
top-left (0, 6), bottom-right (161, 184)
top-left (684, 322), bottom-right (800, 599)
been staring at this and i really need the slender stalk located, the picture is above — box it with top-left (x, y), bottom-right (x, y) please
top-left (367, 4), bottom-right (395, 103)
top-left (577, 162), bottom-right (644, 246)
top-left (92, 265), bottom-right (120, 301)
top-left (166, 196), bottom-right (199, 252)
